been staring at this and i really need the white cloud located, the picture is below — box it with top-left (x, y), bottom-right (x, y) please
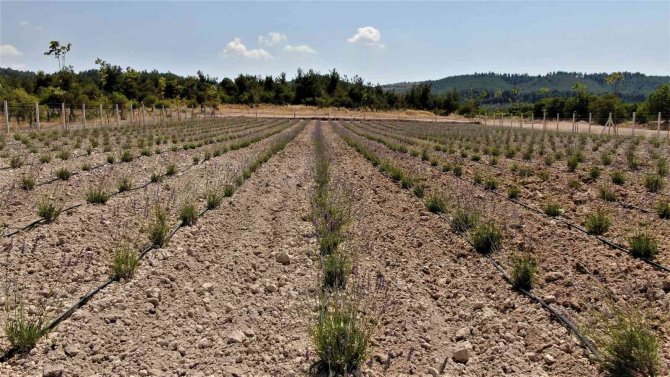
top-left (10, 64), bottom-right (27, 70)
top-left (258, 32), bottom-right (287, 47)
top-left (348, 26), bottom-right (383, 47)
top-left (20, 21), bottom-right (29, 26)
top-left (0, 44), bottom-right (23, 58)
top-left (19, 21), bottom-right (42, 31)
top-left (284, 44), bottom-right (316, 54)
top-left (222, 38), bottom-right (271, 60)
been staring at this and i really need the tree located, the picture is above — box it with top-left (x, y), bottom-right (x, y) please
top-left (645, 84), bottom-right (670, 125)
top-left (44, 41), bottom-right (72, 71)
top-left (605, 72), bottom-right (624, 96)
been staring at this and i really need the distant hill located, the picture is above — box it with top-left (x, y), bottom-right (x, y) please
top-left (383, 72), bottom-right (669, 103)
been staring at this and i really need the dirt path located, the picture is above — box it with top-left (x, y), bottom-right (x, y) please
top-left (3, 123), bottom-right (317, 376)
top-left (323, 123), bottom-right (598, 376)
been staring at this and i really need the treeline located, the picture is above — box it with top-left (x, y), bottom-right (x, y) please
top-left (1, 64), bottom-right (668, 125)
top-left (0, 64), bottom-right (459, 114)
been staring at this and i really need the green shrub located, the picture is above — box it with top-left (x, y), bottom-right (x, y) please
top-left (117, 176), bottom-right (133, 192)
top-left (507, 185), bottom-right (520, 199)
top-left (179, 202), bottom-right (198, 226)
top-left (206, 190), bottom-right (223, 209)
top-left (569, 179), bottom-right (582, 189)
top-left (441, 164), bottom-right (451, 172)
top-left (599, 186), bottom-right (617, 202)
top-left (57, 150), bottom-right (70, 160)
top-left (611, 171), bottom-right (626, 185)
top-left (85, 188), bottom-right (109, 204)
top-left (452, 165), bottom-right (463, 177)
top-left (470, 222), bottom-right (502, 253)
top-left (111, 244), bottom-right (139, 280)
top-left (192, 156), bottom-right (200, 164)
top-left (150, 172), bottom-right (163, 183)
top-left (644, 174), bottom-right (664, 193)
top-left (543, 201), bottom-right (562, 217)
top-left (412, 183), bottom-right (425, 198)
top-left (3, 305), bottom-right (46, 352)
top-left (310, 299), bottom-right (371, 375)
top-left (628, 231), bottom-right (658, 260)
top-left (165, 163), bottom-right (177, 176)
top-left (37, 197), bottom-right (61, 223)
top-left (141, 147), bottom-right (151, 157)
top-left (148, 205), bottom-right (170, 247)
top-left (657, 200), bottom-right (670, 219)
top-left (599, 309), bottom-right (660, 377)
top-left (483, 177), bottom-right (498, 190)
top-left (425, 195), bottom-right (447, 213)
top-left (567, 155), bottom-right (579, 172)
top-left (322, 251), bottom-right (350, 289)
top-left (400, 175), bottom-right (414, 189)
top-left (39, 154), bottom-right (51, 164)
top-left (80, 163), bottom-right (91, 172)
top-left (10, 155), bottom-right (23, 169)
top-left (451, 208), bottom-right (479, 232)
top-left (107, 155), bottom-right (115, 164)
top-left (584, 210), bottom-right (611, 235)
top-left (223, 185), bottom-right (235, 197)
top-left (20, 175), bottom-right (35, 191)
top-left (511, 255), bottom-right (536, 291)
top-left (656, 158), bottom-right (668, 177)
top-left (589, 166), bottom-right (602, 180)
top-left (120, 150), bottom-right (133, 163)
top-left (55, 167), bottom-right (71, 181)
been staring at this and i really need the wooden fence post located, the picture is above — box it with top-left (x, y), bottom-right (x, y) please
top-left (572, 112), bottom-right (576, 133)
top-left (115, 104), bottom-right (120, 126)
top-left (556, 113), bottom-right (559, 132)
top-left (130, 103), bottom-right (134, 125)
top-left (82, 103), bottom-right (87, 129)
top-left (152, 105), bottom-right (156, 124)
top-left (543, 110), bottom-right (547, 132)
top-left (531, 113), bottom-right (534, 130)
top-left (588, 113), bottom-right (592, 134)
top-left (631, 112), bottom-right (636, 137)
top-left (35, 102), bottom-right (40, 130)
top-left (177, 100), bottom-right (181, 121)
top-left (61, 103), bottom-right (65, 129)
top-left (3, 100), bottom-right (8, 133)
top-left (142, 102), bottom-right (146, 126)
top-left (99, 104), bottom-right (104, 127)
top-left (520, 114), bottom-right (523, 128)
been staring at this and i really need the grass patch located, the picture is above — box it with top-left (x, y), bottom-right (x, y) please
top-left (656, 200), bottom-right (670, 219)
top-left (55, 167), bottom-right (71, 181)
top-left (205, 190), bottom-right (223, 209)
top-left (148, 205), bottom-right (170, 247)
top-left (85, 188), bottom-right (109, 204)
top-left (511, 254), bottom-right (536, 291)
top-left (507, 185), bottom-right (520, 199)
top-left (425, 194), bottom-right (447, 213)
top-left (117, 176), bottom-right (133, 192)
top-left (543, 201), bottom-right (562, 217)
top-left (179, 201), bottom-right (198, 226)
top-left (644, 174), bottom-right (664, 193)
top-left (3, 305), bottom-right (46, 352)
top-left (628, 231), bottom-right (658, 260)
top-left (584, 209), bottom-right (611, 235)
top-left (165, 163), bottom-right (177, 176)
top-left (37, 196), bottom-right (61, 223)
top-left (322, 251), bottom-right (350, 290)
top-left (470, 222), bottom-right (502, 253)
top-left (111, 243), bottom-right (139, 280)
top-left (611, 171), bottom-right (626, 185)
top-left (20, 175), bottom-right (35, 191)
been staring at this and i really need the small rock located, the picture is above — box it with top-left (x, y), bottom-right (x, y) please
top-left (452, 347), bottom-right (469, 364)
top-left (544, 354), bottom-right (555, 365)
top-left (43, 366), bottom-right (64, 377)
top-left (455, 327), bottom-right (470, 341)
top-left (64, 345), bottom-right (80, 357)
top-left (227, 330), bottom-right (245, 344)
top-left (276, 252), bottom-right (291, 265)
top-left (545, 271), bottom-right (564, 283)
top-left (427, 367), bottom-right (439, 376)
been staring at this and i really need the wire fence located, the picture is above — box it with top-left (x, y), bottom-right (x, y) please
top-left (479, 110), bottom-right (669, 138)
top-left (2, 101), bottom-right (669, 139)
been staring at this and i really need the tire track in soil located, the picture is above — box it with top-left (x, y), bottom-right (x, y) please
top-left (323, 122), bottom-right (600, 377)
top-left (2, 123), bottom-right (317, 376)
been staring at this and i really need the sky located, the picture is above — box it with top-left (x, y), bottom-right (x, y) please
top-left (1, 1), bottom-right (668, 85)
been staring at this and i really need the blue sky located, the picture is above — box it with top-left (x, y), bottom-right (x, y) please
top-left (1, 1), bottom-right (668, 84)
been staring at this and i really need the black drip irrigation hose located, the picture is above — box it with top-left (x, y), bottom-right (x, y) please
top-left (335, 125), bottom-right (602, 361)
top-left (0, 123), bottom-right (304, 363)
top-left (345, 123), bottom-right (670, 274)
top-left (1, 124), bottom-right (291, 239)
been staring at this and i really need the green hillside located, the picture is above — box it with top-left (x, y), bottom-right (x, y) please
top-left (384, 72), bottom-right (669, 103)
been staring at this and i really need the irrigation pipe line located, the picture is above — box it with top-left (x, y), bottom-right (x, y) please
top-left (0, 124), bottom-right (304, 363)
top-left (1, 124), bottom-right (292, 239)
top-left (334, 126), bottom-right (602, 362)
top-left (344, 123), bottom-right (670, 272)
